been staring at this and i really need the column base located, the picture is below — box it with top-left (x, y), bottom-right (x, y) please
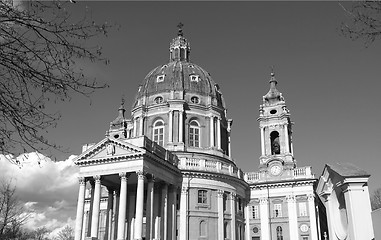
top-left (85, 237), bottom-right (98, 240)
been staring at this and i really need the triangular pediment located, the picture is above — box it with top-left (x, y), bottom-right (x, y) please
top-left (74, 137), bottom-right (146, 163)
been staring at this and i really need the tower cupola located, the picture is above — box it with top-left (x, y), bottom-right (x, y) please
top-left (169, 23), bottom-right (190, 62)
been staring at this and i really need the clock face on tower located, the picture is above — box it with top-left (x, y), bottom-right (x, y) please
top-left (270, 164), bottom-right (282, 176)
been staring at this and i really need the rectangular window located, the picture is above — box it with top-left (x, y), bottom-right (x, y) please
top-left (252, 205), bottom-right (259, 219)
top-left (299, 202), bottom-right (308, 216)
top-left (273, 203), bottom-right (282, 217)
top-left (302, 237), bottom-right (308, 240)
top-left (198, 190), bottom-right (207, 204)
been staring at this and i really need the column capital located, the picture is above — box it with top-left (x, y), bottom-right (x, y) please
top-left (217, 189), bottom-right (224, 198)
top-left (259, 197), bottom-right (268, 204)
top-left (78, 177), bottom-right (86, 185)
top-left (119, 172), bottom-right (130, 180)
top-left (286, 194), bottom-right (296, 203)
top-left (307, 194), bottom-right (315, 201)
top-left (181, 186), bottom-right (188, 194)
top-left (93, 175), bottom-right (101, 182)
top-left (136, 170), bottom-right (146, 180)
top-left (228, 192), bottom-right (236, 200)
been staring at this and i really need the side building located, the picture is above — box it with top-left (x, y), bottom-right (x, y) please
top-left (73, 27), bottom-right (324, 240)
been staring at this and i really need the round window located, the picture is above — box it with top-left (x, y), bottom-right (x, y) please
top-left (270, 109), bottom-right (277, 114)
top-left (154, 96), bottom-right (163, 104)
top-left (191, 96), bottom-right (199, 104)
top-left (253, 227), bottom-right (259, 233)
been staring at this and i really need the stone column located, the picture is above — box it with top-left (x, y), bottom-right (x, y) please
top-left (82, 211), bottom-right (88, 240)
top-left (139, 116), bottom-right (144, 136)
top-left (117, 173), bottom-right (128, 240)
top-left (210, 116), bottom-right (214, 147)
top-left (74, 177), bottom-right (86, 240)
top-left (287, 195), bottom-right (298, 240)
top-left (133, 117), bottom-right (137, 137)
top-left (146, 177), bottom-right (155, 240)
top-left (179, 186), bottom-right (189, 240)
top-left (169, 111), bottom-right (173, 142)
top-left (161, 183), bottom-right (168, 240)
top-left (90, 175), bottom-right (101, 238)
top-left (229, 193), bottom-right (236, 240)
top-left (260, 127), bottom-right (265, 155)
top-left (135, 171), bottom-right (146, 240)
top-left (259, 197), bottom-right (270, 240)
top-left (244, 202), bottom-right (251, 240)
top-left (217, 190), bottom-right (224, 240)
top-left (111, 190), bottom-right (118, 240)
top-left (105, 187), bottom-right (114, 240)
top-left (217, 117), bottom-right (221, 149)
top-left (171, 186), bottom-right (177, 240)
top-left (307, 194), bottom-right (318, 240)
top-left (284, 125), bottom-right (290, 153)
top-left (87, 181), bottom-right (95, 237)
top-left (179, 110), bottom-right (183, 143)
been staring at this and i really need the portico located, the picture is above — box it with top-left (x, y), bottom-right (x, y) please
top-left (74, 136), bottom-right (181, 240)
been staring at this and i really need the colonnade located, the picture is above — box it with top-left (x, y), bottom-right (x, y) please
top-left (74, 172), bottom-right (178, 240)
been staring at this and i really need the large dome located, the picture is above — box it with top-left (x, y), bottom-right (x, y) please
top-left (133, 28), bottom-right (225, 110)
top-left (135, 61), bottom-right (221, 101)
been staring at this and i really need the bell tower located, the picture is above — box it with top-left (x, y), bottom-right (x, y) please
top-left (258, 72), bottom-right (295, 173)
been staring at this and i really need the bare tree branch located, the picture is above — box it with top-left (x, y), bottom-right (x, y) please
top-left (340, 1), bottom-right (381, 46)
top-left (0, 1), bottom-right (114, 162)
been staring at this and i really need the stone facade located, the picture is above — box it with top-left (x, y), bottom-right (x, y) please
top-left (74, 27), bottom-right (326, 240)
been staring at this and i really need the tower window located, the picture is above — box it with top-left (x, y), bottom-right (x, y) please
top-left (252, 205), bottom-right (259, 219)
top-left (153, 120), bottom-right (164, 146)
top-left (270, 131), bottom-right (280, 154)
top-left (191, 96), bottom-right (199, 104)
top-left (276, 226), bottom-right (283, 240)
top-left (154, 96), bottom-right (163, 104)
top-left (189, 120), bottom-right (200, 147)
top-left (156, 74), bottom-right (165, 82)
top-left (198, 189), bottom-right (207, 204)
top-left (299, 202), bottom-right (308, 216)
top-left (274, 203), bottom-right (282, 217)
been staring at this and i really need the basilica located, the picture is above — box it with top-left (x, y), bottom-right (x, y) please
top-left (73, 27), bottom-right (374, 240)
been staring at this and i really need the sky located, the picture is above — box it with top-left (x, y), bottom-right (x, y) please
top-left (2, 0), bottom-right (381, 234)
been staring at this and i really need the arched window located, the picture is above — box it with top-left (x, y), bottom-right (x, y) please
top-left (276, 226), bottom-right (283, 240)
top-left (199, 220), bottom-right (207, 237)
top-left (153, 120), bottom-right (164, 146)
top-left (271, 131), bottom-right (280, 154)
top-left (189, 120), bottom-right (200, 147)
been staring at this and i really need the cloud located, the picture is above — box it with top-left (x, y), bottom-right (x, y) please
top-left (0, 152), bottom-right (78, 237)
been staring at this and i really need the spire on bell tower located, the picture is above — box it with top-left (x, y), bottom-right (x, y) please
top-left (169, 22), bottom-right (190, 62)
top-left (258, 72), bottom-right (295, 171)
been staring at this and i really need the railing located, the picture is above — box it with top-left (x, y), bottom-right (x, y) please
top-left (178, 157), bottom-right (243, 179)
top-left (244, 166), bottom-right (314, 183)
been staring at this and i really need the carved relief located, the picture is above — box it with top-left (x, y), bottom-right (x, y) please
top-left (106, 143), bottom-right (115, 155)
